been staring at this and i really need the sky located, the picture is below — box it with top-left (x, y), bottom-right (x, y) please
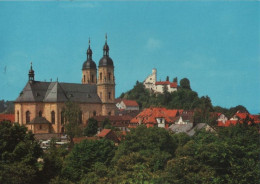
top-left (0, 1), bottom-right (259, 114)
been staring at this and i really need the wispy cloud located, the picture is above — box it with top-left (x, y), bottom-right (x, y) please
top-left (145, 38), bottom-right (162, 50)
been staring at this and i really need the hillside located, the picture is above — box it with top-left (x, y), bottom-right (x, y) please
top-left (119, 80), bottom-right (248, 119)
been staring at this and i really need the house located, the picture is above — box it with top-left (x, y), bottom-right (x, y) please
top-left (130, 107), bottom-right (182, 128)
top-left (143, 68), bottom-right (177, 93)
top-left (116, 99), bottom-right (139, 111)
top-left (97, 129), bottom-right (120, 144)
top-left (175, 110), bottom-right (194, 124)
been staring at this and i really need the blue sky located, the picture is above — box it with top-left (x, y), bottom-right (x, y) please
top-left (0, 1), bottom-right (259, 114)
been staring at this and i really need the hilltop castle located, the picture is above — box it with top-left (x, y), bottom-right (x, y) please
top-left (14, 36), bottom-right (116, 134)
top-left (143, 68), bottom-right (178, 93)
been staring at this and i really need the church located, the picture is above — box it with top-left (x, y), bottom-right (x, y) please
top-left (14, 36), bottom-right (116, 134)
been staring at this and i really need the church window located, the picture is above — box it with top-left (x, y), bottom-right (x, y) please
top-left (108, 72), bottom-right (111, 81)
top-left (51, 111), bottom-right (55, 124)
top-left (61, 111), bottom-right (65, 125)
top-left (108, 111), bottom-right (111, 116)
top-left (61, 127), bottom-right (64, 133)
top-left (39, 111), bottom-right (42, 117)
top-left (108, 92), bottom-right (111, 99)
top-left (100, 73), bottom-right (102, 81)
top-left (26, 111), bottom-right (30, 123)
top-left (83, 75), bottom-right (86, 82)
top-left (78, 111), bottom-right (82, 124)
top-left (93, 111), bottom-right (96, 116)
top-left (100, 92), bottom-right (102, 99)
top-left (39, 125), bottom-right (42, 130)
top-left (91, 75), bottom-right (94, 82)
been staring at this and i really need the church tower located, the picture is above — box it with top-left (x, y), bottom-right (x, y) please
top-left (82, 39), bottom-right (97, 84)
top-left (97, 34), bottom-right (116, 115)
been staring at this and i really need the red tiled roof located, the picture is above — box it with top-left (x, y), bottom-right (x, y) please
top-left (0, 114), bottom-right (15, 123)
top-left (218, 120), bottom-right (238, 127)
top-left (130, 107), bottom-right (182, 125)
top-left (122, 99), bottom-right (139, 107)
top-left (97, 129), bottom-right (112, 138)
top-left (155, 81), bottom-right (177, 88)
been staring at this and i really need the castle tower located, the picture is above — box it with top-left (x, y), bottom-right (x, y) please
top-left (97, 34), bottom-right (116, 115)
top-left (82, 38), bottom-right (97, 84)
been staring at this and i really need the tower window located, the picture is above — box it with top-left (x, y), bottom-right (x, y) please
top-left (39, 125), bottom-right (42, 130)
top-left (39, 111), bottom-right (42, 117)
top-left (83, 75), bottom-right (86, 82)
top-left (108, 112), bottom-right (111, 116)
top-left (100, 73), bottom-right (102, 81)
top-left (108, 72), bottom-right (111, 81)
top-left (108, 92), bottom-right (111, 99)
top-left (91, 75), bottom-right (94, 82)
top-left (93, 111), bottom-right (96, 116)
top-left (26, 111), bottom-right (30, 123)
top-left (100, 92), bottom-right (102, 99)
top-left (51, 111), bottom-right (55, 124)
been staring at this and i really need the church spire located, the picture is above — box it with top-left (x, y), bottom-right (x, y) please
top-left (28, 62), bottom-right (35, 82)
top-left (87, 38), bottom-right (92, 60)
top-left (103, 33), bottom-right (109, 56)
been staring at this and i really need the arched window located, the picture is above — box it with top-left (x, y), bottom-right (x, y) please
top-left (17, 111), bottom-right (19, 123)
top-left (61, 111), bottom-right (65, 125)
top-left (83, 75), bottom-right (86, 82)
top-left (39, 111), bottom-right (42, 117)
top-left (108, 111), bottom-right (111, 116)
top-left (51, 111), bottom-right (55, 124)
top-left (93, 111), bottom-right (96, 116)
top-left (108, 72), bottom-right (111, 81)
top-left (91, 75), bottom-right (94, 82)
top-left (26, 111), bottom-right (30, 123)
top-left (100, 73), bottom-right (102, 81)
top-left (108, 92), bottom-right (111, 99)
top-left (78, 111), bottom-right (82, 124)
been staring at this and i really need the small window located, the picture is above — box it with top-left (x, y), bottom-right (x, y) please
top-left (39, 125), bottom-right (42, 130)
top-left (108, 92), bottom-right (111, 99)
top-left (39, 111), bottom-right (42, 117)
top-left (51, 111), bottom-right (55, 124)
top-left (108, 111), bottom-right (111, 116)
top-left (91, 75), bottom-right (94, 82)
top-left (100, 73), bottom-right (102, 80)
top-left (108, 72), bottom-right (111, 81)
top-left (61, 111), bottom-right (65, 125)
top-left (26, 111), bottom-right (30, 123)
top-left (83, 75), bottom-right (86, 82)
top-left (100, 92), bottom-right (102, 99)
top-left (93, 111), bottom-right (96, 116)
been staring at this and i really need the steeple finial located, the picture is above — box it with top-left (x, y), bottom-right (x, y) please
top-left (28, 62), bottom-right (35, 82)
top-left (87, 38), bottom-right (92, 60)
top-left (103, 33), bottom-right (109, 56)
top-left (105, 33), bottom-right (107, 43)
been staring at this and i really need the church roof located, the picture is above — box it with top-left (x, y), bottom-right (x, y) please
top-left (15, 81), bottom-right (102, 103)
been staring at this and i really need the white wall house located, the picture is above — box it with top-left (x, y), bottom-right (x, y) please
top-left (143, 69), bottom-right (177, 93)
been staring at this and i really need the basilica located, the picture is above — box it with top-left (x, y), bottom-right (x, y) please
top-left (14, 36), bottom-right (116, 134)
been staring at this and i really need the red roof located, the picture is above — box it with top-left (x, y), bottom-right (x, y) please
top-left (155, 81), bottom-right (177, 88)
top-left (122, 99), bottom-right (139, 107)
top-left (0, 114), bottom-right (15, 123)
top-left (97, 129), bottom-right (112, 138)
top-left (130, 107), bottom-right (182, 125)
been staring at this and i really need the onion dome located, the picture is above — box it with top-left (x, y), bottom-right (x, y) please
top-left (82, 38), bottom-right (97, 70)
top-left (99, 34), bottom-right (114, 67)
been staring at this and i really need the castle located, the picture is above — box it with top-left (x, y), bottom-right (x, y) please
top-left (143, 68), bottom-right (177, 93)
top-left (14, 36), bottom-right (116, 134)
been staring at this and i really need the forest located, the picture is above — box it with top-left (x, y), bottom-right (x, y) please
top-left (0, 119), bottom-right (259, 184)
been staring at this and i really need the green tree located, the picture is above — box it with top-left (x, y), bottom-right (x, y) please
top-left (0, 121), bottom-right (42, 184)
top-left (173, 77), bottom-right (178, 83)
top-left (62, 139), bottom-right (115, 182)
top-left (180, 78), bottom-right (191, 90)
top-left (166, 76), bottom-right (169, 81)
top-left (63, 101), bottom-right (82, 147)
top-left (84, 118), bottom-right (98, 136)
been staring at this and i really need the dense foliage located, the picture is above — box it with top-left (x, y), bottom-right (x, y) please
top-left (0, 120), bottom-right (259, 183)
top-left (0, 121), bottom-right (42, 184)
top-left (84, 118), bottom-right (98, 137)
